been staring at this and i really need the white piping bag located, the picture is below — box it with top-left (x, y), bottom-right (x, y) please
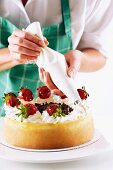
top-left (26, 22), bottom-right (81, 104)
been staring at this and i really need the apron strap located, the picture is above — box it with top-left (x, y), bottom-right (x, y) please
top-left (61, 0), bottom-right (72, 37)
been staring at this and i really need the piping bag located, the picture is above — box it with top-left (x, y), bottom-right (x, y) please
top-left (26, 22), bottom-right (81, 105)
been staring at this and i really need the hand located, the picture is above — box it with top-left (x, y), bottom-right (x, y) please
top-left (39, 50), bottom-right (82, 97)
top-left (8, 30), bottom-right (48, 64)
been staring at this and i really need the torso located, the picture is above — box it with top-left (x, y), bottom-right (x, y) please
top-left (0, 0), bottom-right (112, 51)
top-left (0, 0), bottom-right (87, 49)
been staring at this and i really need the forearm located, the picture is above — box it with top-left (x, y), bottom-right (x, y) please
top-left (80, 48), bottom-right (107, 72)
top-left (0, 48), bottom-right (18, 71)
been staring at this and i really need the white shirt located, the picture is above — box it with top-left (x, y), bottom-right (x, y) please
top-left (0, 0), bottom-right (113, 57)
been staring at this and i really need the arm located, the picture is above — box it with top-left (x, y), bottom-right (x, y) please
top-left (80, 48), bottom-right (106, 72)
top-left (64, 48), bottom-right (106, 78)
top-left (39, 48), bottom-right (106, 96)
top-left (0, 31), bottom-right (48, 72)
top-left (0, 48), bottom-right (18, 71)
top-left (39, 0), bottom-right (112, 95)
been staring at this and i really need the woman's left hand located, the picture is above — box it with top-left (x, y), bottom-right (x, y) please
top-left (39, 50), bottom-right (82, 97)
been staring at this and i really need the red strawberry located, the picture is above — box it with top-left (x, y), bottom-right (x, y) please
top-left (3, 92), bottom-right (21, 107)
top-left (46, 104), bottom-right (58, 116)
top-left (18, 103), bottom-right (38, 117)
top-left (37, 86), bottom-right (51, 99)
top-left (24, 104), bottom-right (38, 116)
top-left (18, 88), bottom-right (33, 101)
top-left (77, 87), bottom-right (89, 100)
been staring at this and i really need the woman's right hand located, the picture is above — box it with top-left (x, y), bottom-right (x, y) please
top-left (8, 30), bottom-right (48, 64)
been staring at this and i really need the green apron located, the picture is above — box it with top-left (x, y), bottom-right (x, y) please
top-left (0, 0), bottom-right (72, 116)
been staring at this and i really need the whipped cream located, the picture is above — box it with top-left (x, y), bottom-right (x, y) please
top-left (4, 97), bottom-right (91, 124)
top-left (36, 96), bottom-right (54, 104)
top-left (18, 98), bottom-right (36, 105)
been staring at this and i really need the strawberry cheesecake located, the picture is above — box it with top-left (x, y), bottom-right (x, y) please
top-left (2, 86), bottom-right (94, 149)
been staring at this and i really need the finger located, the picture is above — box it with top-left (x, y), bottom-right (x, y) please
top-left (8, 35), bottom-right (41, 52)
top-left (43, 37), bottom-right (49, 46)
top-left (39, 67), bottom-right (45, 82)
top-left (10, 52), bottom-right (38, 63)
top-left (43, 71), bottom-right (58, 90)
top-left (67, 57), bottom-right (79, 78)
top-left (67, 67), bottom-right (77, 78)
top-left (8, 44), bottom-right (40, 57)
top-left (67, 59), bottom-right (80, 78)
top-left (42, 71), bottom-right (66, 97)
top-left (51, 89), bottom-right (64, 96)
top-left (12, 30), bottom-right (45, 47)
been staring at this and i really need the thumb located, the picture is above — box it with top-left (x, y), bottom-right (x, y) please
top-left (64, 50), bottom-right (81, 78)
top-left (43, 37), bottom-right (49, 46)
top-left (67, 59), bottom-right (79, 79)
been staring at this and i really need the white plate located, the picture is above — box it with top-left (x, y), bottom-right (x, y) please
top-left (0, 129), bottom-right (112, 163)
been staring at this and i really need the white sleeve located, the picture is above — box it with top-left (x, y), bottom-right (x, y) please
top-left (77, 0), bottom-right (113, 58)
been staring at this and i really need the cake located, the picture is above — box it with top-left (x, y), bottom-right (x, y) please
top-left (2, 86), bottom-right (94, 149)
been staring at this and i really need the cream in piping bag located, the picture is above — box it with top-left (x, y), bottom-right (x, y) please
top-left (26, 22), bottom-right (81, 104)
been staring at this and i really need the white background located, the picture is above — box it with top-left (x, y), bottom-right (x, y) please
top-left (76, 40), bottom-right (113, 116)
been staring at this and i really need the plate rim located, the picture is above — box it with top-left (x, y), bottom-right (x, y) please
top-left (0, 138), bottom-right (112, 163)
top-left (0, 129), bottom-right (101, 152)
top-left (0, 129), bottom-right (113, 163)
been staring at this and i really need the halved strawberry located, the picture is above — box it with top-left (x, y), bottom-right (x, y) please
top-left (46, 104), bottom-right (58, 116)
top-left (3, 92), bottom-right (21, 107)
top-left (24, 104), bottom-right (38, 116)
top-left (17, 103), bottom-right (38, 118)
top-left (18, 88), bottom-right (33, 101)
top-left (37, 86), bottom-right (51, 99)
top-left (77, 87), bottom-right (89, 100)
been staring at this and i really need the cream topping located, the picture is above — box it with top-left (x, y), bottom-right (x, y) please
top-left (4, 97), bottom-right (90, 124)
top-left (36, 96), bottom-right (54, 104)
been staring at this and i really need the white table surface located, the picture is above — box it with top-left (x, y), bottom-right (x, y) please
top-left (0, 114), bottom-right (113, 170)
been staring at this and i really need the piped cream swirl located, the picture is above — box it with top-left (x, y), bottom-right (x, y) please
top-left (4, 96), bottom-right (91, 124)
